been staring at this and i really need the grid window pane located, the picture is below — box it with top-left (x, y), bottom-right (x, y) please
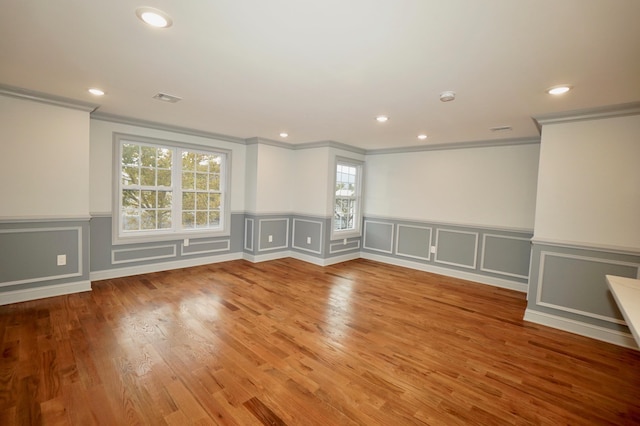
top-left (209, 174), bottom-right (220, 191)
top-left (157, 148), bottom-right (172, 168)
top-left (196, 173), bottom-right (208, 190)
top-left (196, 211), bottom-right (208, 227)
top-left (140, 190), bottom-right (156, 208)
top-left (140, 167), bottom-right (155, 186)
top-left (182, 172), bottom-right (194, 190)
top-left (119, 140), bottom-right (226, 237)
top-left (122, 190), bottom-right (139, 208)
top-left (209, 194), bottom-right (221, 209)
top-left (141, 146), bottom-right (156, 167)
top-left (182, 212), bottom-right (195, 228)
top-left (196, 193), bottom-right (208, 210)
top-left (157, 191), bottom-right (172, 209)
top-left (157, 169), bottom-right (171, 186)
top-left (209, 211), bottom-right (220, 226)
top-left (182, 152), bottom-right (196, 171)
top-left (122, 167), bottom-right (139, 185)
top-left (141, 210), bottom-right (157, 230)
top-left (123, 215), bottom-right (140, 231)
top-left (122, 144), bottom-right (140, 166)
top-left (179, 149), bottom-right (225, 231)
top-left (158, 210), bottom-right (172, 229)
top-left (334, 162), bottom-right (360, 232)
top-left (182, 192), bottom-right (195, 210)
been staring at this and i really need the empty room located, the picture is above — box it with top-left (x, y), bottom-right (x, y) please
top-left (1, 1), bottom-right (639, 424)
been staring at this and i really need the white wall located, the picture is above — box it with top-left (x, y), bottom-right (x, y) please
top-left (534, 115), bottom-right (640, 250)
top-left (89, 119), bottom-right (247, 214)
top-left (252, 144), bottom-right (293, 213)
top-left (364, 143), bottom-right (540, 230)
top-left (0, 95), bottom-right (90, 218)
top-left (292, 147), bottom-right (331, 216)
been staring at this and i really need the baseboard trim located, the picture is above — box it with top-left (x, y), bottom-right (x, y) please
top-left (361, 252), bottom-right (528, 293)
top-left (0, 280), bottom-right (92, 305)
top-left (243, 250), bottom-right (361, 266)
top-left (243, 251), bottom-right (290, 263)
top-left (289, 251), bottom-right (361, 266)
top-left (90, 253), bottom-right (244, 281)
top-left (523, 309), bottom-right (639, 350)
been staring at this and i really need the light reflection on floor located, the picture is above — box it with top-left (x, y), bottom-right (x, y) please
top-left (324, 278), bottom-right (353, 342)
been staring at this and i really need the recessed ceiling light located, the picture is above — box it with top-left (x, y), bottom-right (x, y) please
top-left (439, 91), bottom-right (456, 102)
top-left (546, 85), bottom-right (572, 95)
top-left (279, 132), bottom-right (288, 138)
top-left (136, 7), bottom-right (173, 28)
top-left (88, 88), bottom-right (105, 96)
top-left (417, 134), bottom-right (428, 140)
top-left (376, 115), bottom-right (389, 123)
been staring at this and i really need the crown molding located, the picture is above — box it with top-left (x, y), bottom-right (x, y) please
top-left (533, 102), bottom-right (640, 127)
top-left (245, 137), bottom-right (367, 154)
top-left (0, 84), bottom-right (99, 112)
top-left (245, 137), bottom-right (292, 149)
top-left (90, 111), bottom-right (247, 145)
top-left (366, 137), bottom-right (540, 155)
top-left (296, 140), bottom-right (366, 154)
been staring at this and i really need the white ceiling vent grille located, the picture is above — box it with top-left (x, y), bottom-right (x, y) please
top-left (153, 92), bottom-right (182, 103)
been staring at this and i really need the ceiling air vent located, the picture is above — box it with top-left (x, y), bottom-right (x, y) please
top-left (490, 125), bottom-right (512, 132)
top-left (153, 92), bottom-right (182, 103)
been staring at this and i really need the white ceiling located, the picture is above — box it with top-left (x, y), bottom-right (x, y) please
top-left (1, 0), bottom-right (639, 150)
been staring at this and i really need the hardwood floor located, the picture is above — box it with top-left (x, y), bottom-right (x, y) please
top-left (1, 258), bottom-right (639, 425)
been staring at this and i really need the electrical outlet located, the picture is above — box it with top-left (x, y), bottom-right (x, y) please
top-left (57, 254), bottom-right (67, 266)
top-left (343, 238), bottom-right (347, 245)
top-left (306, 237), bottom-right (311, 244)
top-left (430, 246), bottom-right (436, 254)
top-left (268, 235), bottom-right (273, 243)
top-left (184, 238), bottom-right (190, 247)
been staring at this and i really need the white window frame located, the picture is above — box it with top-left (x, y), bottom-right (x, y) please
top-left (112, 133), bottom-right (231, 245)
top-left (331, 157), bottom-right (364, 240)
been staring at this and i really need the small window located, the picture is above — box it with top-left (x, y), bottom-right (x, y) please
top-left (114, 134), bottom-right (230, 244)
top-left (332, 158), bottom-right (363, 239)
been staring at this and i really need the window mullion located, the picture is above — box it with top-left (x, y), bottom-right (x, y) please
top-left (173, 148), bottom-right (181, 232)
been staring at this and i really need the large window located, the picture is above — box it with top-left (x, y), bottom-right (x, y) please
top-left (114, 135), bottom-right (230, 243)
top-left (332, 158), bottom-right (363, 239)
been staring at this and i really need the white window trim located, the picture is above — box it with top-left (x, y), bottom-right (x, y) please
top-left (112, 133), bottom-right (232, 245)
top-left (330, 156), bottom-right (364, 241)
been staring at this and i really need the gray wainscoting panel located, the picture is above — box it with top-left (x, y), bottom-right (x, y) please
top-left (362, 216), bottom-right (532, 285)
top-left (363, 220), bottom-right (394, 254)
top-left (435, 229), bottom-right (478, 269)
top-left (292, 218), bottom-right (323, 255)
top-left (112, 245), bottom-right (177, 264)
top-left (527, 242), bottom-right (640, 334)
top-left (329, 239), bottom-right (360, 254)
top-left (229, 213), bottom-right (245, 253)
top-left (244, 218), bottom-right (254, 251)
top-left (537, 251), bottom-right (638, 324)
top-left (481, 234), bottom-right (531, 278)
top-left (258, 218), bottom-right (289, 252)
top-left (0, 227), bottom-right (81, 285)
top-left (90, 216), bottom-right (113, 272)
top-left (181, 239), bottom-right (230, 256)
top-left (90, 213), bottom-right (244, 272)
top-left (396, 224), bottom-right (432, 261)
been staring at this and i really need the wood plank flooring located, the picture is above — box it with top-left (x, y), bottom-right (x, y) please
top-left (1, 258), bottom-right (639, 425)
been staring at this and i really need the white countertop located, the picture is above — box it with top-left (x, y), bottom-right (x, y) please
top-left (606, 275), bottom-right (640, 346)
